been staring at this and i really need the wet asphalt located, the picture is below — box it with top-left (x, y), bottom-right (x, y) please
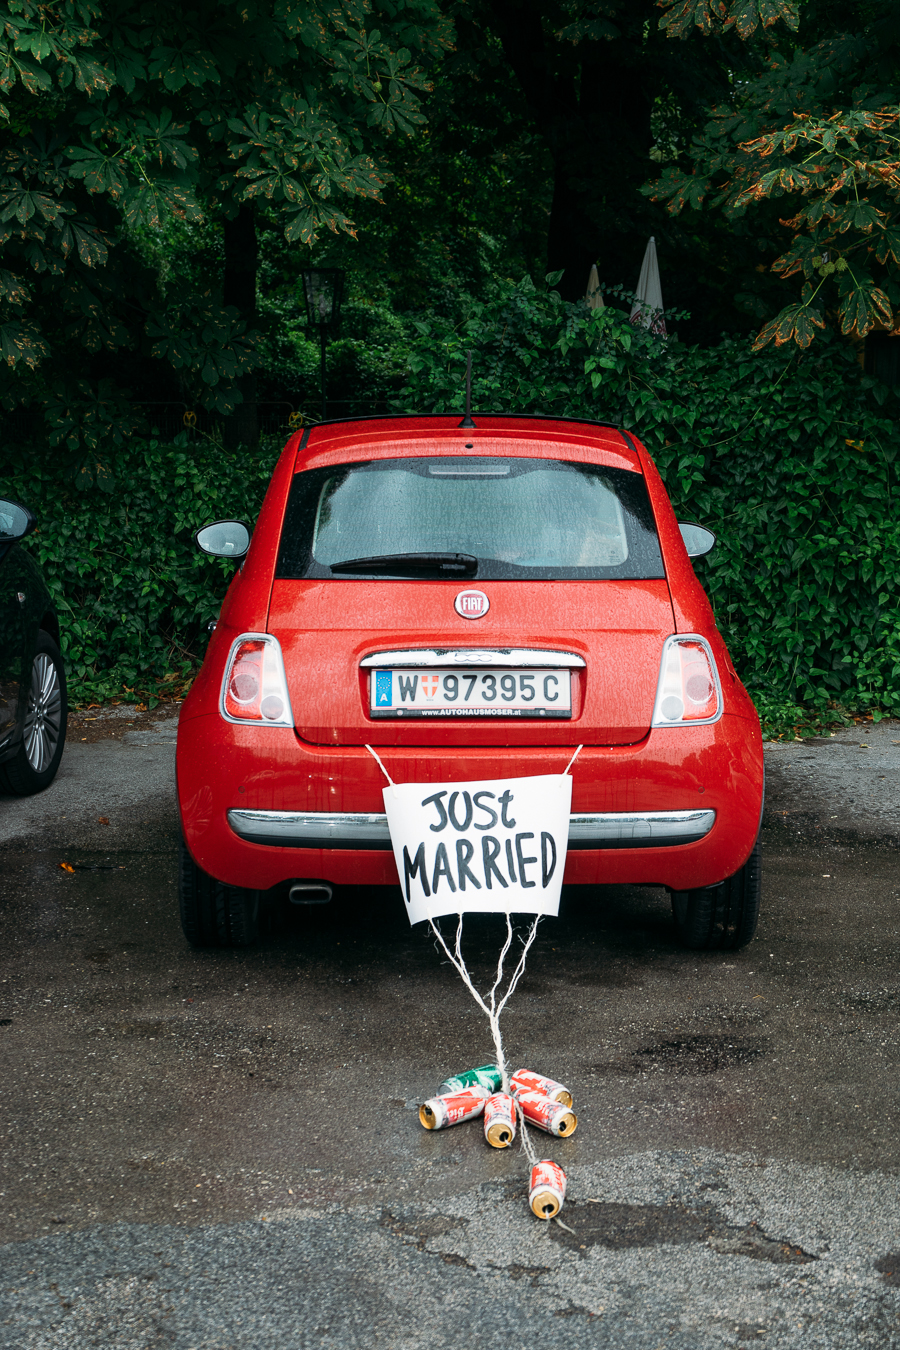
top-left (0, 712), bottom-right (899, 1348)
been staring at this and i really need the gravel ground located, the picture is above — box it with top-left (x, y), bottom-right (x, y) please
top-left (2, 1151), bottom-right (898, 1349)
top-left (763, 719), bottom-right (900, 839)
top-left (0, 713), bottom-right (179, 851)
top-left (1, 710), bottom-right (898, 1349)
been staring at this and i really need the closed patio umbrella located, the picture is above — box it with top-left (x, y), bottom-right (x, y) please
top-left (585, 264), bottom-right (604, 311)
top-left (630, 237), bottom-right (666, 337)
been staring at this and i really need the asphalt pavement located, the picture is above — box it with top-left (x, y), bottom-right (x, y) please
top-left (1, 710), bottom-right (899, 1348)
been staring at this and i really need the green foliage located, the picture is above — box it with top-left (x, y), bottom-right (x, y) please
top-left (145, 299), bottom-right (258, 413)
top-left (0, 2), bottom-right (448, 229)
top-left (648, 2), bottom-right (900, 348)
top-left (2, 431), bottom-right (279, 704)
top-left (448, 0), bottom-right (769, 326)
top-left (398, 277), bottom-right (900, 721)
top-left (657, 0), bottom-right (799, 41)
top-left (293, 19), bottom-right (556, 321)
top-left (0, 0), bottom-right (451, 468)
top-left (6, 277), bottom-right (900, 730)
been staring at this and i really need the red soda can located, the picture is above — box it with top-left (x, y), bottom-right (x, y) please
top-left (419, 1085), bottom-right (488, 1131)
top-left (529, 1159), bottom-right (567, 1219)
top-left (516, 1090), bottom-right (577, 1137)
top-left (511, 1068), bottom-right (573, 1107)
top-left (483, 1092), bottom-right (516, 1149)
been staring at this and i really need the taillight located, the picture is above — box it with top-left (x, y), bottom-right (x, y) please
top-left (221, 635), bottom-right (293, 726)
top-left (652, 636), bottom-right (721, 726)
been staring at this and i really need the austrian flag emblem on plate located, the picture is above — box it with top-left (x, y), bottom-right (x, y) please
top-left (374, 670), bottom-right (392, 706)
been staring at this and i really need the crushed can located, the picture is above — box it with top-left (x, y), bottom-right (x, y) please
top-left (529, 1159), bottom-right (567, 1219)
top-left (516, 1090), bottom-right (577, 1138)
top-left (511, 1068), bottom-right (573, 1108)
top-left (483, 1092), bottom-right (516, 1149)
top-left (438, 1064), bottom-right (502, 1097)
top-left (419, 1085), bottom-right (488, 1131)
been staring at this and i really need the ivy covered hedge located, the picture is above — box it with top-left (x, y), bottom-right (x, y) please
top-left (399, 279), bottom-right (900, 731)
top-left (2, 435), bottom-right (279, 706)
top-left (3, 277), bottom-right (899, 734)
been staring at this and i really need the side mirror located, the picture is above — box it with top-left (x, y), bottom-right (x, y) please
top-left (678, 521), bottom-right (716, 558)
top-left (194, 520), bottom-right (251, 559)
top-left (0, 499), bottom-right (35, 543)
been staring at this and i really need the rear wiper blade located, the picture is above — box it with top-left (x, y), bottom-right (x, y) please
top-left (329, 552), bottom-right (478, 576)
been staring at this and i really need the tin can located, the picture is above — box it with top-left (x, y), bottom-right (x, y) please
top-left (511, 1068), bottom-right (573, 1108)
top-left (529, 1160), bottom-right (567, 1219)
top-left (419, 1085), bottom-right (488, 1131)
top-left (516, 1090), bottom-right (577, 1137)
top-left (483, 1092), bottom-right (516, 1149)
top-left (438, 1064), bottom-right (502, 1097)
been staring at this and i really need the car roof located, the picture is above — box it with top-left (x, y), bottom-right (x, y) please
top-left (294, 415), bottom-right (641, 475)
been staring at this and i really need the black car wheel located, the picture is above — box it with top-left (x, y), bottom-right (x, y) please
top-left (216, 882), bottom-right (260, 948)
top-left (178, 835), bottom-right (219, 947)
top-left (178, 835), bottom-right (259, 949)
top-left (0, 631), bottom-right (67, 796)
top-left (670, 839), bottom-right (761, 951)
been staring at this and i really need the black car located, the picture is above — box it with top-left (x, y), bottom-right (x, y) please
top-left (0, 499), bottom-right (67, 794)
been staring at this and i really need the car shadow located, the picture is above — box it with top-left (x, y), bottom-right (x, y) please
top-left (257, 878), bottom-right (689, 980)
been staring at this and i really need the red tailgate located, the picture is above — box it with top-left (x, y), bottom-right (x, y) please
top-left (268, 578), bottom-right (674, 747)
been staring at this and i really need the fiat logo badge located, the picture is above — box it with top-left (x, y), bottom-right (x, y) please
top-left (455, 589), bottom-right (490, 620)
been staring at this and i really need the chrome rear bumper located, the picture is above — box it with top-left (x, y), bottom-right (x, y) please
top-left (567, 809), bottom-right (715, 849)
top-left (226, 808), bottom-right (716, 851)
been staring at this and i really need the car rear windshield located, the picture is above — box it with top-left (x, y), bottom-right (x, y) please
top-left (276, 457), bottom-right (665, 580)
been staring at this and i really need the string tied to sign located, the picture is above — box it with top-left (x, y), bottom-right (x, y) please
top-left (365, 743), bottom-right (396, 792)
top-left (429, 910), bottom-right (538, 1098)
top-left (429, 910), bottom-right (543, 1164)
top-left (365, 743), bottom-right (583, 1169)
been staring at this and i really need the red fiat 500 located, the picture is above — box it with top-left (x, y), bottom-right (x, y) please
top-left (176, 415), bottom-right (763, 951)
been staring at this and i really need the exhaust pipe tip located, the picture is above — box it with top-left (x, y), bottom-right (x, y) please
top-left (289, 881), bottom-right (333, 905)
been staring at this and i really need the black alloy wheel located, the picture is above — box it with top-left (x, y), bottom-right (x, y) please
top-left (178, 834), bottom-right (259, 948)
top-left (0, 631), bottom-right (67, 795)
top-left (670, 839), bottom-right (761, 951)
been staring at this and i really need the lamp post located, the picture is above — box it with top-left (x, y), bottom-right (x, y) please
top-left (299, 267), bottom-right (345, 421)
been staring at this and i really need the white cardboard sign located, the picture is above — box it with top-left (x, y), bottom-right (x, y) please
top-left (382, 774), bottom-right (572, 925)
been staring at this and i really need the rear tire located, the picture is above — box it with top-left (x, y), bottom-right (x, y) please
top-left (670, 840), bottom-right (761, 951)
top-left (215, 881), bottom-right (260, 948)
top-left (178, 836), bottom-right (219, 948)
top-left (178, 835), bottom-right (260, 949)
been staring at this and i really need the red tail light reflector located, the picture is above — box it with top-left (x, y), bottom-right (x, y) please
top-left (221, 634), bottom-right (293, 726)
top-left (227, 641), bottom-right (264, 714)
top-left (652, 636), bottom-right (721, 726)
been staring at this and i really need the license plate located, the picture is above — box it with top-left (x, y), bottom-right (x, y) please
top-left (369, 668), bottom-right (572, 719)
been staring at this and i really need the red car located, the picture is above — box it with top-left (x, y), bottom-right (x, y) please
top-left (176, 415), bottom-right (763, 951)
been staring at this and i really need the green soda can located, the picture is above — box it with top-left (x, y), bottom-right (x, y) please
top-left (437, 1064), bottom-right (502, 1097)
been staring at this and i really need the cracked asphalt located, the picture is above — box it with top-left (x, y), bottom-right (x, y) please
top-left (1, 710), bottom-right (899, 1348)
